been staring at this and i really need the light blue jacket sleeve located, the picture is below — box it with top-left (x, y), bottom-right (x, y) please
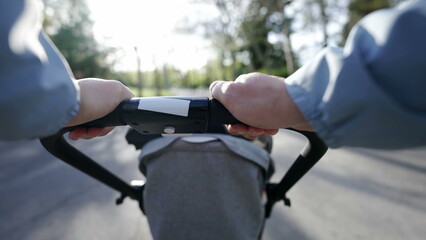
top-left (285, 0), bottom-right (426, 149)
top-left (0, 0), bottom-right (79, 140)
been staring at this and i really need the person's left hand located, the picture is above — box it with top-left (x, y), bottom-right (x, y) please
top-left (66, 78), bottom-right (135, 140)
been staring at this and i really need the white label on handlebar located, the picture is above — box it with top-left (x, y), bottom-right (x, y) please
top-left (137, 98), bottom-right (190, 117)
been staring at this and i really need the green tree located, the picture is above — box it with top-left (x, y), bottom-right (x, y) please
top-left (42, 0), bottom-right (114, 79)
top-left (342, 0), bottom-right (408, 43)
top-left (181, 0), bottom-right (293, 81)
top-left (342, 0), bottom-right (390, 42)
top-left (238, 0), bottom-right (289, 73)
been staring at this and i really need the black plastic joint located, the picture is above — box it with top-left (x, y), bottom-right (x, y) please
top-left (116, 193), bottom-right (127, 205)
top-left (282, 196), bottom-right (291, 207)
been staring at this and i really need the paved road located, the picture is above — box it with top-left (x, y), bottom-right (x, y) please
top-left (1, 128), bottom-right (425, 240)
top-left (263, 130), bottom-right (426, 240)
top-left (0, 128), bottom-right (151, 240)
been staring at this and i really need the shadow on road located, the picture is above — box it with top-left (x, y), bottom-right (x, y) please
top-left (261, 130), bottom-right (426, 240)
top-left (0, 127), bottom-right (152, 240)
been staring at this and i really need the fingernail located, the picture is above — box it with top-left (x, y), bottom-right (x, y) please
top-left (68, 132), bottom-right (76, 141)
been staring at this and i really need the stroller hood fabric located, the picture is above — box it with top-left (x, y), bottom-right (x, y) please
top-left (138, 134), bottom-right (271, 174)
top-left (138, 134), bottom-right (272, 240)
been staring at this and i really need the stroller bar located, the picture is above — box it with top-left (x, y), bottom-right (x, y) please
top-left (40, 129), bottom-right (143, 204)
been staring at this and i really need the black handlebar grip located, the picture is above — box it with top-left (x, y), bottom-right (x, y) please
top-left (66, 101), bottom-right (128, 131)
top-left (66, 98), bottom-right (240, 132)
top-left (209, 99), bottom-right (241, 125)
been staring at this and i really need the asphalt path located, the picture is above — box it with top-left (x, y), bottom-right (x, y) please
top-left (0, 128), bottom-right (151, 240)
top-left (262, 130), bottom-right (426, 240)
top-left (1, 128), bottom-right (425, 240)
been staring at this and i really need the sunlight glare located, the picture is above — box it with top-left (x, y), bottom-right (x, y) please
top-left (87, 0), bottom-right (214, 71)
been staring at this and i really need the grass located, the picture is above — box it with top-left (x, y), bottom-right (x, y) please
top-left (127, 87), bottom-right (173, 97)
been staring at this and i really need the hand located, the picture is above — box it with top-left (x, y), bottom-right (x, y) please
top-left (66, 78), bottom-right (135, 140)
top-left (210, 72), bottom-right (312, 139)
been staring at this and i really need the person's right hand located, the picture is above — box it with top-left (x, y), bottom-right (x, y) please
top-left (66, 78), bottom-right (135, 140)
top-left (210, 72), bottom-right (313, 139)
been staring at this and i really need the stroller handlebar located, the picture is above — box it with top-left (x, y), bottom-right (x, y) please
top-left (40, 96), bottom-right (328, 216)
top-left (68, 97), bottom-right (239, 135)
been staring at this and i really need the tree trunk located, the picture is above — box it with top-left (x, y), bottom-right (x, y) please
top-left (282, 19), bottom-right (296, 74)
top-left (317, 0), bottom-right (329, 46)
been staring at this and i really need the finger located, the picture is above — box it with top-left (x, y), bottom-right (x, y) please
top-left (242, 132), bottom-right (257, 140)
top-left (227, 124), bottom-right (277, 139)
top-left (227, 124), bottom-right (264, 139)
top-left (234, 126), bottom-right (277, 139)
top-left (264, 129), bottom-right (279, 135)
top-left (68, 127), bottom-right (115, 140)
top-left (86, 128), bottom-right (104, 138)
top-left (244, 127), bottom-right (266, 139)
top-left (99, 126), bottom-right (115, 136)
top-left (86, 127), bottom-right (115, 139)
top-left (68, 127), bottom-right (88, 141)
top-left (248, 126), bottom-right (266, 136)
top-left (210, 81), bottom-right (231, 101)
top-left (226, 124), bottom-right (249, 135)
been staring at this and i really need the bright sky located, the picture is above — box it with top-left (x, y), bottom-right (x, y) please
top-left (87, 0), bottom-right (216, 72)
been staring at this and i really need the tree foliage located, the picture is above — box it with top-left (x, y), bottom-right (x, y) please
top-left (240, 0), bottom-right (288, 71)
top-left (42, 0), bottom-right (114, 79)
top-left (121, 0), bottom-right (409, 90)
top-left (342, 0), bottom-right (390, 42)
top-left (42, 0), bottom-right (407, 89)
top-left (341, 0), bottom-right (408, 44)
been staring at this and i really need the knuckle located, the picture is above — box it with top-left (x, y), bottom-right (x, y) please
top-left (109, 80), bottom-right (133, 99)
top-left (223, 83), bottom-right (239, 103)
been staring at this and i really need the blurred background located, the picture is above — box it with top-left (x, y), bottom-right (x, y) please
top-left (42, 0), bottom-right (404, 95)
top-left (2, 1), bottom-right (425, 240)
